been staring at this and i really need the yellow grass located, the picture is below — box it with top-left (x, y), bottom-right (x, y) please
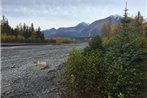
top-left (32, 64), bottom-right (48, 70)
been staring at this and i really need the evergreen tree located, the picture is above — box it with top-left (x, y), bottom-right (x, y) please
top-left (30, 23), bottom-right (34, 32)
top-left (22, 23), bottom-right (27, 38)
top-left (130, 11), bottom-right (144, 35)
top-left (121, 2), bottom-right (130, 32)
top-left (1, 16), bottom-right (12, 35)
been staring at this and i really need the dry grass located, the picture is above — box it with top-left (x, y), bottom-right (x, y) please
top-left (32, 64), bottom-right (48, 70)
top-left (36, 64), bottom-right (48, 70)
top-left (46, 37), bottom-right (77, 43)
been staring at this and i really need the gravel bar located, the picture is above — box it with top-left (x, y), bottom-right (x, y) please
top-left (1, 42), bottom-right (88, 98)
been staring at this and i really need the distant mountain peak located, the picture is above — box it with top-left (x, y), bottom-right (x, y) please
top-left (76, 22), bottom-right (89, 27)
top-left (110, 14), bottom-right (120, 17)
top-left (109, 15), bottom-right (121, 20)
top-left (50, 28), bottom-right (56, 30)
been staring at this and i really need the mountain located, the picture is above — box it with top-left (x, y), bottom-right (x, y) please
top-left (43, 22), bottom-right (89, 38)
top-left (42, 15), bottom-right (122, 38)
top-left (80, 15), bottom-right (121, 37)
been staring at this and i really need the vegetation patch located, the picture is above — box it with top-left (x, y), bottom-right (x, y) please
top-left (58, 10), bottom-right (147, 98)
top-left (1, 16), bottom-right (45, 43)
top-left (46, 37), bottom-right (77, 44)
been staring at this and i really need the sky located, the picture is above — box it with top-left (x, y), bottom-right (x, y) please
top-left (1, 0), bottom-right (147, 30)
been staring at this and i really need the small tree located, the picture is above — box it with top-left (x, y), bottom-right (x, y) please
top-left (101, 22), bottom-right (111, 38)
top-left (111, 23), bottom-right (120, 35)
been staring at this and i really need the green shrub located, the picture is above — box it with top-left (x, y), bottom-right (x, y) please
top-left (103, 32), bottom-right (146, 98)
top-left (88, 35), bottom-right (103, 50)
top-left (82, 35), bottom-right (103, 55)
top-left (58, 49), bottom-right (86, 98)
top-left (58, 49), bottom-right (107, 98)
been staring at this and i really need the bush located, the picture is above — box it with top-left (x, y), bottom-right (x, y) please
top-left (58, 49), bottom-right (107, 98)
top-left (17, 35), bottom-right (25, 42)
top-left (88, 35), bottom-right (103, 50)
top-left (1, 34), bottom-right (17, 42)
top-left (82, 35), bottom-right (103, 55)
top-left (103, 33), bottom-right (146, 98)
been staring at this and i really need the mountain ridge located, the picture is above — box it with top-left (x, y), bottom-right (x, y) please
top-left (42, 15), bottom-right (122, 38)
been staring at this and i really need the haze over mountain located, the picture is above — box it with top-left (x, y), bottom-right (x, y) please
top-left (42, 15), bottom-right (122, 38)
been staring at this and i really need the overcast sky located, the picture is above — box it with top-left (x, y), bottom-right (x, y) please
top-left (1, 0), bottom-right (147, 30)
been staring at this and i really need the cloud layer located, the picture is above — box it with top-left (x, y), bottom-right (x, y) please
top-left (1, 0), bottom-right (146, 29)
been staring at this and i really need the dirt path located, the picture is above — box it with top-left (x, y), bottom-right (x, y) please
top-left (1, 42), bottom-right (88, 98)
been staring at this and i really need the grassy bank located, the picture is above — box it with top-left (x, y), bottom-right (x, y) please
top-left (45, 37), bottom-right (78, 44)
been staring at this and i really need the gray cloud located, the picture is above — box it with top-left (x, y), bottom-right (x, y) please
top-left (2, 0), bottom-right (118, 6)
top-left (2, 0), bottom-right (121, 14)
top-left (1, 0), bottom-right (146, 29)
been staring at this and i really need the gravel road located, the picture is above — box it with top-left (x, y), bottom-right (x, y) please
top-left (1, 42), bottom-right (88, 98)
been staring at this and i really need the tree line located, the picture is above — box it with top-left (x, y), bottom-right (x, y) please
top-left (1, 16), bottom-right (45, 43)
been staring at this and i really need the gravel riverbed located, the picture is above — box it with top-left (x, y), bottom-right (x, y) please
top-left (1, 42), bottom-right (88, 98)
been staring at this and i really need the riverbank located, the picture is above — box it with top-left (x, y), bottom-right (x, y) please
top-left (1, 43), bottom-right (51, 47)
